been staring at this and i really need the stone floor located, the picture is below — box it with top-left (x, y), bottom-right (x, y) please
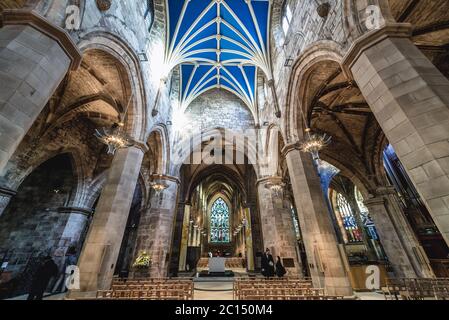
top-left (7, 285), bottom-right (388, 301)
top-left (194, 280), bottom-right (234, 300)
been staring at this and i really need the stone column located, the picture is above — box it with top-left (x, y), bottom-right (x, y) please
top-left (256, 176), bottom-right (301, 276)
top-left (178, 204), bottom-right (191, 272)
top-left (134, 175), bottom-right (180, 278)
top-left (58, 207), bottom-right (93, 250)
top-left (364, 197), bottom-right (417, 278)
top-left (0, 10), bottom-right (82, 174)
top-left (0, 186), bottom-right (16, 217)
top-left (68, 146), bottom-right (144, 298)
top-left (343, 24), bottom-right (449, 246)
top-left (244, 207), bottom-right (255, 271)
top-left (195, 225), bottom-right (201, 247)
top-left (365, 186), bottom-right (434, 278)
top-left (283, 145), bottom-right (353, 296)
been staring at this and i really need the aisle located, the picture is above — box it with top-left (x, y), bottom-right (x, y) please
top-left (194, 279), bottom-right (234, 300)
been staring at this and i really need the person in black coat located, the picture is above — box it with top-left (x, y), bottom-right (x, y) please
top-left (261, 248), bottom-right (275, 278)
top-left (27, 255), bottom-right (58, 300)
top-left (275, 256), bottom-right (287, 278)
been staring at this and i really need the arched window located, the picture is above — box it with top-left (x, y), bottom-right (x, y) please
top-left (333, 192), bottom-right (363, 243)
top-left (354, 187), bottom-right (379, 240)
top-left (210, 198), bottom-right (230, 243)
top-left (282, 2), bottom-right (293, 35)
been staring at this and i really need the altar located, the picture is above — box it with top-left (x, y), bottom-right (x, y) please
top-left (196, 257), bottom-right (245, 277)
top-left (208, 257), bottom-right (226, 273)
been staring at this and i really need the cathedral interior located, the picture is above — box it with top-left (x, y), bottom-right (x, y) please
top-left (0, 0), bottom-right (449, 301)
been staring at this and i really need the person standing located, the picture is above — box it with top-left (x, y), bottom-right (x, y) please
top-left (275, 256), bottom-right (287, 278)
top-left (261, 248), bottom-right (275, 278)
top-left (27, 255), bottom-right (58, 300)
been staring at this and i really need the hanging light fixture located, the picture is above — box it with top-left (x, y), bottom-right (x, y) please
top-left (300, 127), bottom-right (332, 161)
top-left (150, 174), bottom-right (169, 193)
top-left (95, 94), bottom-right (135, 155)
top-left (265, 177), bottom-right (286, 197)
top-left (298, 98), bottom-right (332, 160)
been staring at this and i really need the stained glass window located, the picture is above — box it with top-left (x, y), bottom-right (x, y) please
top-left (355, 187), bottom-right (379, 240)
top-left (210, 198), bottom-right (230, 243)
top-left (335, 193), bottom-right (363, 243)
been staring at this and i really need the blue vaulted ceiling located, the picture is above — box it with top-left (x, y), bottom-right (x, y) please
top-left (166, 0), bottom-right (271, 113)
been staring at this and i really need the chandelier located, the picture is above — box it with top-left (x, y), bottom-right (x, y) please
top-left (300, 128), bottom-right (331, 160)
top-left (150, 175), bottom-right (169, 193)
top-left (95, 94), bottom-right (135, 155)
top-left (95, 123), bottom-right (134, 155)
top-left (265, 178), bottom-right (286, 197)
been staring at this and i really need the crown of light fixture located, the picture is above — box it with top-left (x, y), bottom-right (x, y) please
top-left (300, 128), bottom-right (332, 160)
top-left (95, 94), bottom-right (135, 155)
top-left (265, 177), bottom-right (286, 197)
top-left (95, 123), bottom-right (134, 155)
top-left (150, 181), bottom-right (168, 193)
top-left (149, 174), bottom-right (169, 193)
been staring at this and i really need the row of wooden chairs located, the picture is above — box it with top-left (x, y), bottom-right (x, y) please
top-left (196, 258), bottom-right (246, 269)
top-left (234, 277), bottom-right (313, 283)
top-left (233, 278), bottom-right (342, 300)
top-left (96, 289), bottom-right (191, 300)
top-left (96, 278), bottom-right (194, 300)
top-left (382, 278), bottom-right (449, 300)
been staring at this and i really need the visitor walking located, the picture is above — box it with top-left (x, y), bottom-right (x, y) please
top-left (27, 255), bottom-right (58, 300)
top-left (275, 256), bottom-right (287, 278)
top-left (261, 248), bottom-right (275, 278)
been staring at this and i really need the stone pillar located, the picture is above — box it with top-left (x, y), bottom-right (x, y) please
top-left (58, 207), bottom-right (93, 250)
top-left (188, 220), bottom-right (194, 246)
top-left (134, 175), bottom-right (180, 278)
top-left (256, 176), bottom-right (301, 276)
top-left (364, 197), bottom-right (417, 278)
top-left (244, 207), bottom-right (255, 271)
top-left (0, 186), bottom-right (16, 217)
top-left (343, 24), bottom-right (449, 246)
top-left (364, 186), bottom-right (434, 278)
top-left (0, 10), bottom-right (81, 174)
top-left (68, 146), bottom-right (144, 298)
top-left (195, 226), bottom-right (201, 247)
top-left (178, 204), bottom-right (191, 272)
top-left (283, 146), bottom-right (353, 296)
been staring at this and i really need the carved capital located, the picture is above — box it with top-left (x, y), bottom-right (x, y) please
top-left (133, 140), bottom-right (150, 153)
top-left (151, 174), bottom-right (181, 185)
top-left (0, 186), bottom-right (16, 198)
top-left (342, 23), bottom-right (413, 79)
top-left (364, 197), bottom-right (386, 208)
top-left (57, 206), bottom-right (93, 217)
top-left (256, 175), bottom-right (283, 187)
top-left (281, 142), bottom-right (301, 158)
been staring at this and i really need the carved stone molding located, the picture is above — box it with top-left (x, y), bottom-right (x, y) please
top-left (0, 9), bottom-right (82, 70)
top-left (58, 206), bottom-right (94, 217)
top-left (0, 186), bottom-right (16, 198)
top-left (342, 23), bottom-right (413, 79)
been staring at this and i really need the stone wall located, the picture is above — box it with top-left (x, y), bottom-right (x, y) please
top-left (0, 154), bottom-right (75, 275)
top-left (183, 89), bottom-right (255, 134)
top-left (267, 0), bottom-right (349, 130)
